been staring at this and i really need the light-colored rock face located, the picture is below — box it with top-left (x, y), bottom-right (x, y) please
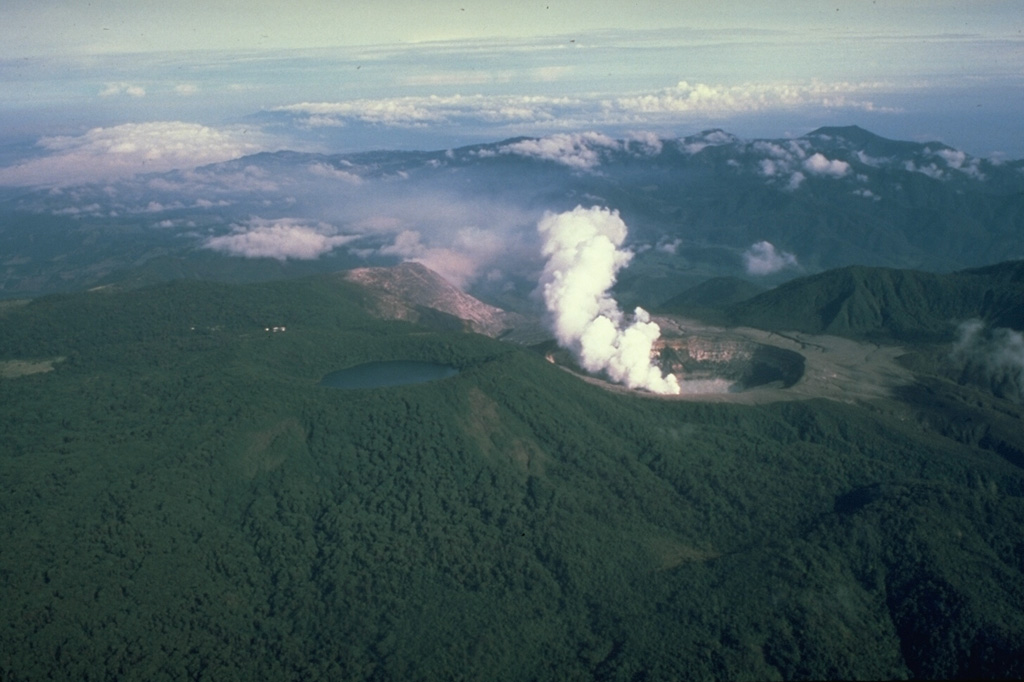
top-left (656, 337), bottom-right (754, 365)
top-left (650, 319), bottom-right (806, 390)
top-left (343, 262), bottom-right (518, 337)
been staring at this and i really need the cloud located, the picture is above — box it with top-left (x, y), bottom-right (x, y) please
top-left (537, 206), bottom-right (680, 395)
top-left (102, 155), bottom-right (537, 289)
top-left (743, 241), bottom-right (798, 275)
top-left (658, 238), bottom-right (682, 255)
top-left (149, 163), bottom-right (283, 196)
top-left (904, 160), bottom-right (945, 179)
top-left (936, 148), bottom-right (966, 168)
top-left (271, 79), bottom-right (898, 135)
top-left (759, 159), bottom-right (780, 177)
top-left (100, 82), bottom-right (146, 98)
top-left (379, 227), bottom-right (504, 289)
top-left (753, 141), bottom-right (794, 159)
top-left (952, 320), bottom-right (1024, 402)
top-left (613, 80), bottom-right (894, 117)
top-left (322, 188), bottom-right (539, 290)
top-left (498, 132), bottom-right (621, 170)
top-left (308, 162), bottom-right (363, 184)
top-left (803, 153), bottom-right (850, 177)
top-left (0, 122), bottom-right (267, 187)
top-left (174, 83), bottom-right (199, 96)
top-left (203, 218), bottom-right (356, 260)
top-left (398, 66), bottom-right (573, 87)
top-left (933, 148), bottom-right (986, 180)
top-left (275, 94), bottom-right (571, 128)
top-left (625, 130), bottom-right (664, 155)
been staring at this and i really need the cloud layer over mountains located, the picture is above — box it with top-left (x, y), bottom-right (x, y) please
top-left (272, 79), bottom-right (894, 136)
top-left (1, 125), bottom-right (1021, 309)
top-left (0, 123), bottom-right (268, 187)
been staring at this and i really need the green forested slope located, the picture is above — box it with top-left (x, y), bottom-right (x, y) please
top-left (719, 260), bottom-right (1024, 341)
top-left (2, 276), bottom-right (1023, 680)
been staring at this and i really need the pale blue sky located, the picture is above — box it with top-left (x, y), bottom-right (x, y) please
top-left (3, 1), bottom-right (1019, 55)
top-left (1, 0), bottom-right (1022, 184)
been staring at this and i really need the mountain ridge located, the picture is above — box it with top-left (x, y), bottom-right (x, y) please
top-left (717, 260), bottom-right (1024, 341)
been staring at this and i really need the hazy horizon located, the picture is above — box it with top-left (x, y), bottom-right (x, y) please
top-left (1, 1), bottom-right (1022, 188)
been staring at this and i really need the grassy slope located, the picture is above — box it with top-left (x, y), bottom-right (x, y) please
top-left (2, 275), bottom-right (1024, 680)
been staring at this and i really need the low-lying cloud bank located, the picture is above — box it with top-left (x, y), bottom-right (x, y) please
top-left (274, 79), bottom-right (894, 133)
top-left (538, 206), bottom-right (680, 395)
top-left (0, 122), bottom-right (268, 187)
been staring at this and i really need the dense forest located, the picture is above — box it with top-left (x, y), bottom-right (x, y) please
top-left (2, 274), bottom-right (1024, 680)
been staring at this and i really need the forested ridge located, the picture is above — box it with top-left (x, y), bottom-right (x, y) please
top-left (718, 260), bottom-right (1024, 342)
top-left (2, 275), bottom-right (1024, 680)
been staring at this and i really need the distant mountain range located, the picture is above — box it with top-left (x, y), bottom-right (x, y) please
top-left (1, 125), bottom-right (1022, 306)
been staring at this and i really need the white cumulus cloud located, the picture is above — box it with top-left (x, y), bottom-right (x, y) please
top-left (744, 241), bottom-right (799, 275)
top-left (499, 132), bottom-right (621, 170)
top-left (803, 153), bottom-right (850, 177)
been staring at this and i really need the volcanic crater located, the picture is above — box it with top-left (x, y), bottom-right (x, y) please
top-left (654, 332), bottom-right (806, 391)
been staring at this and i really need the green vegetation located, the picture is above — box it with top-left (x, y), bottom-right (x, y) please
top-left (2, 274), bottom-right (1024, 680)
top-left (710, 260), bottom-right (1024, 342)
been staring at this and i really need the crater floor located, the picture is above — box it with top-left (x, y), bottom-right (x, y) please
top-left (582, 316), bottom-right (917, 405)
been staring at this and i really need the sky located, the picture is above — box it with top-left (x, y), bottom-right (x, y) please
top-left (1, 0), bottom-right (1022, 186)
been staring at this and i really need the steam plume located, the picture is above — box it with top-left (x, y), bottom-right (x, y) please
top-left (538, 206), bottom-right (680, 395)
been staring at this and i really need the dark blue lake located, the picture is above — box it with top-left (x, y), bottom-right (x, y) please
top-left (319, 361), bottom-right (459, 389)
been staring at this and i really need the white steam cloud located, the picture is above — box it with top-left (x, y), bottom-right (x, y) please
top-left (538, 206), bottom-right (680, 395)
